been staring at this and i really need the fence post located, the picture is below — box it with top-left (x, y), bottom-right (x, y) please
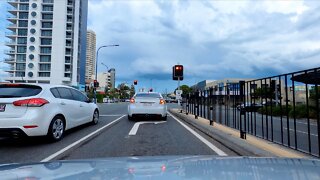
top-left (186, 93), bottom-right (189, 115)
top-left (209, 88), bottom-right (214, 126)
top-left (239, 81), bottom-right (247, 139)
top-left (195, 91), bottom-right (199, 119)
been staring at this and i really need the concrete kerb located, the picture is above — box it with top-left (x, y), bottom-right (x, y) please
top-left (169, 108), bottom-right (311, 158)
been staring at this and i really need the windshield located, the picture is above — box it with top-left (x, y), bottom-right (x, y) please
top-left (0, 0), bottom-right (319, 179)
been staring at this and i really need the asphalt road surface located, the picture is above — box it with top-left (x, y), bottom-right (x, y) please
top-left (0, 103), bottom-right (236, 165)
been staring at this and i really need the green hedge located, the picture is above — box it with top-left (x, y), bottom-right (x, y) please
top-left (257, 105), bottom-right (292, 116)
top-left (87, 92), bottom-right (106, 103)
top-left (258, 105), bottom-right (318, 119)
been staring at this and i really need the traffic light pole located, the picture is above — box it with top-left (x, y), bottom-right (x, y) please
top-left (178, 77), bottom-right (180, 104)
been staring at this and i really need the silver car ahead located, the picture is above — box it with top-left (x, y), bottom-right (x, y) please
top-left (128, 92), bottom-right (167, 120)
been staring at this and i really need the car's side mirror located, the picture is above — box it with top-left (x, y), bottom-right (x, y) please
top-left (86, 99), bottom-right (92, 103)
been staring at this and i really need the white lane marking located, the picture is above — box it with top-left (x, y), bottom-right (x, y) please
top-left (100, 114), bottom-right (125, 117)
top-left (128, 121), bottom-right (166, 136)
top-left (283, 127), bottom-right (318, 137)
top-left (168, 112), bottom-right (227, 156)
top-left (41, 115), bottom-right (126, 162)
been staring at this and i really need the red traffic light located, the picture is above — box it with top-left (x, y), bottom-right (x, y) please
top-left (173, 65), bottom-right (183, 79)
top-left (134, 80), bottom-right (138, 85)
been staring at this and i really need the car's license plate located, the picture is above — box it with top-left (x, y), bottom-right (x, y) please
top-left (0, 104), bottom-right (6, 112)
top-left (143, 103), bottom-right (152, 106)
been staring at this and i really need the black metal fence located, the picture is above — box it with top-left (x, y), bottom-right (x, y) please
top-left (184, 67), bottom-right (320, 157)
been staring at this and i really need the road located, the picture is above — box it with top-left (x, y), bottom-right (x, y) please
top-left (0, 103), bottom-right (235, 164)
top-left (185, 103), bottom-right (319, 156)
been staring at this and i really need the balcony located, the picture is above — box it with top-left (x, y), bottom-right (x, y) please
top-left (7, 24), bottom-right (18, 30)
top-left (5, 40), bottom-right (17, 47)
top-left (7, 15), bottom-right (18, 23)
top-left (4, 50), bottom-right (16, 54)
top-left (66, 26), bottom-right (73, 31)
top-left (7, 0), bottom-right (18, 8)
top-left (4, 57), bottom-right (15, 63)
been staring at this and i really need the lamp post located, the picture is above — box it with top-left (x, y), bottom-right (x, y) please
top-left (94, 44), bottom-right (119, 103)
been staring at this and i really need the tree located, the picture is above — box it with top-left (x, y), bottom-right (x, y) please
top-left (309, 86), bottom-right (320, 108)
top-left (118, 83), bottom-right (130, 99)
top-left (108, 88), bottom-right (119, 99)
top-left (175, 85), bottom-right (192, 95)
top-left (130, 85), bottom-right (135, 98)
top-left (252, 87), bottom-right (274, 99)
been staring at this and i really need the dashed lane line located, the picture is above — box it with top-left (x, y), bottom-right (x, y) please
top-left (41, 115), bottom-right (126, 162)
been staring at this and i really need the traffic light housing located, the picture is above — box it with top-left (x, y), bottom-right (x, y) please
top-left (93, 80), bottom-right (99, 88)
top-left (173, 65), bottom-right (183, 81)
top-left (134, 80), bottom-right (138, 85)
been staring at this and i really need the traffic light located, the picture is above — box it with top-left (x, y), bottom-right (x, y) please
top-left (93, 80), bottom-right (99, 88)
top-left (134, 80), bottom-right (138, 85)
top-left (149, 88), bottom-right (153, 92)
top-left (172, 65), bottom-right (183, 81)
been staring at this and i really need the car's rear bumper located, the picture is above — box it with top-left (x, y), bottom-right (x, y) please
top-left (0, 128), bottom-right (28, 138)
top-left (0, 109), bottom-right (53, 137)
top-left (128, 104), bottom-right (167, 117)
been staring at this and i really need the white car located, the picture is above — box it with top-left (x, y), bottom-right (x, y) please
top-left (128, 92), bottom-right (167, 120)
top-left (0, 83), bottom-right (99, 141)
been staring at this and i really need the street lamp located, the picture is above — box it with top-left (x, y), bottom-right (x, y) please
top-left (94, 44), bottom-right (119, 103)
top-left (101, 62), bottom-right (108, 71)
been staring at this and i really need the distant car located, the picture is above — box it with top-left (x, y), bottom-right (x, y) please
top-left (128, 92), bottom-right (167, 120)
top-left (125, 99), bottom-right (130, 102)
top-left (237, 102), bottom-right (263, 112)
top-left (0, 83), bottom-right (99, 141)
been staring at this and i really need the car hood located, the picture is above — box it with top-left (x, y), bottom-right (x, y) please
top-left (0, 156), bottom-right (320, 180)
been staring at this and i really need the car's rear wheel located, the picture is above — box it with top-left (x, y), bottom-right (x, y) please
top-left (91, 110), bottom-right (99, 125)
top-left (47, 116), bottom-right (65, 142)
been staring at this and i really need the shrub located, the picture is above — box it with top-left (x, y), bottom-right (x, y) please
top-left (258, 105), bottom-right (292, 116)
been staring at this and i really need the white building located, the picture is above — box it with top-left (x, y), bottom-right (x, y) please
top-left (5, 0), bottom-right (88, 86)
top-left (85, 29), bottom-right (96, 82)
top-left (96, 72), bottom-right (111, 92)
top-left (95, 68), bottom-right (116, 91)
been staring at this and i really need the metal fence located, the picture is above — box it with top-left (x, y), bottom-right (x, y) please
top-left (184, 67), bottom-right (320, 157)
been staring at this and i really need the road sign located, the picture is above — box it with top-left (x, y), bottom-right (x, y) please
top-left (176, 90), bottom-right (183, 100)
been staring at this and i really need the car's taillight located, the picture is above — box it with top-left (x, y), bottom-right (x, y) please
top-left (13, 98), bottom-right (49, 107)
top-left (160, 99), bottom-right (166, 105)
top-left (130, 98), bottom-right (135, 104)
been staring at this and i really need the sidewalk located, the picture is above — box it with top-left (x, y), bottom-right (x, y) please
top-left (169, 108), bottom-right (313, 158)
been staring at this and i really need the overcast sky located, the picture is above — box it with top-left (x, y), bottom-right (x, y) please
top-left (1, 0), bottom-right (320, 92)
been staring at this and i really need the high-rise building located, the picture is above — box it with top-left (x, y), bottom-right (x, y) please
top-left (4, 0), bottom-right (88, 86)
top-left (95, 68), bottom-right (115, 92)
top-left (108, 68), bottom-right (115, 89)
top-left (85, 29), bottom-right (96, 82)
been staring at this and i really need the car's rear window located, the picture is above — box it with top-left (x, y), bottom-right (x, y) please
top-left (135, 93), bottom-right (161, 98)
top-left (0, 84), bottom-right (42, 98)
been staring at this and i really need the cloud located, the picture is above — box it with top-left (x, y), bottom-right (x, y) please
top-left (85, 0), bottom-right (320, 92)
top-left (0, 0), bottom-right (319, 90)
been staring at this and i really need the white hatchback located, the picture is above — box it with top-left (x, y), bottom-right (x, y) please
top-left (128, 92), bottom-right (167, 120)
top-left (0, 83), bottom-right (99, 141)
